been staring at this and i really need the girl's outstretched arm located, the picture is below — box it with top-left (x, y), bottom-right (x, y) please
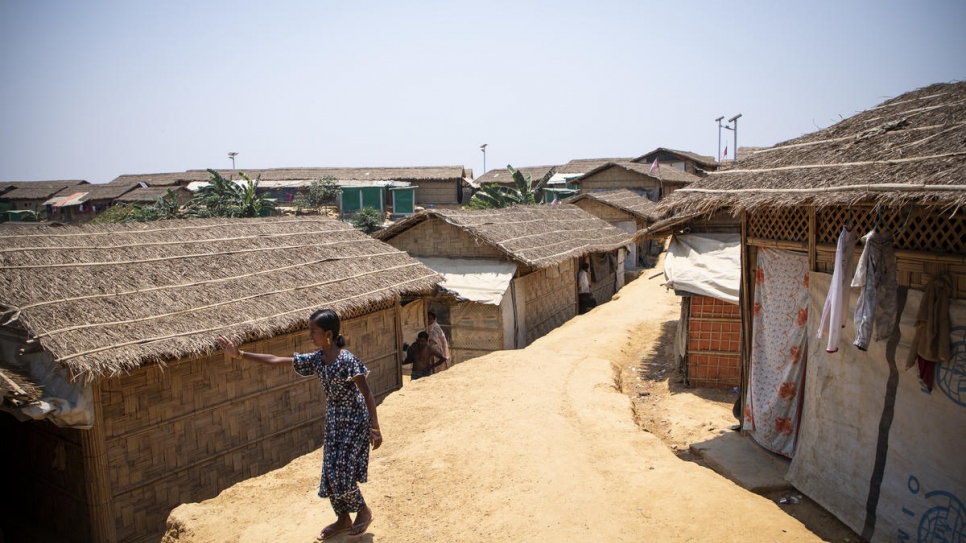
top-left (353, 374), bottom-right (382, 450)
top-left (217, 335), bottom-right (293, 366)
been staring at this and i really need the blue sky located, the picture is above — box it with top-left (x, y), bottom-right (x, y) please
top-left (1, 0), bottom-right (964, 184)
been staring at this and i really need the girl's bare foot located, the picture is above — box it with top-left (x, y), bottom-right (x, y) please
top-left (318, 515), bottom-right (352, 540)
top-left (349, 507), bottom-right (374, 537)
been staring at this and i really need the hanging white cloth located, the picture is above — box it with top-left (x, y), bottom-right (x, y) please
top-left (817, 225), bottom-right (857, 352)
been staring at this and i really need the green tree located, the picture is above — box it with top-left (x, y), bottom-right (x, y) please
top-left (88, 204), bottom-right (141, 224)
top-left (351, 206), bottom-right (383, 234)
top-left (88, 190), bottom-right (183, 224)
top-left (293, 176), bottom-right (339, 214)
top-left (466, 165), bottom-right (556, 209)
top-left (183, 169), bottom-right (276, 218)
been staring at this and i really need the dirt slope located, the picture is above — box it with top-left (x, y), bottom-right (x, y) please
top-left (163, 267), bottom-right (826, 543)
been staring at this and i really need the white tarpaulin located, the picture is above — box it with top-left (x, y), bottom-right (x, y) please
top-left (788, 272), bottom-right (966, 542)
top-left (416, 257), bottom-right (517, 306)
top-left (0, 340), bottom-right (93, 428)
top-left (664, 233), bottom-right (741, 303)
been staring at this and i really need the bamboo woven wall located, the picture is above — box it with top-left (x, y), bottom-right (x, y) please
top-left (414, 180), bottom-right (457, 206)
top-left (386, 217), bottom-right (505, 259)
top-left (572, 199), bottom-right (633, 223)
top-left (0, 414), bottom-right (89, 542)
top-left (521, 259), bottom-right (577, 344)
top-left (578, 170), bottom-right (660, 193)
top-left (95, 306), bottom-right (401, 542)
top-left (449, 302), bottom-right (503, 364)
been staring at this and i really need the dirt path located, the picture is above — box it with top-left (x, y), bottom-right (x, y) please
top-left (163, 265), bottom-right (827, 543)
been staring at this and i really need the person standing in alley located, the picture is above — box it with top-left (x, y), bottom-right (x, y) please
top-left (403, 331), bottom-right (448, 380)
top-left (427, 311), bottom-right (450, 371)
top-left (578, 261), bottom-right (597, 314)
top-left (217, 309), bottom-right (381, 540)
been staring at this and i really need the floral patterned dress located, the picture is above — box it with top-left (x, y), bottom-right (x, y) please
top-left (293, 349), bottom-right (371, 514)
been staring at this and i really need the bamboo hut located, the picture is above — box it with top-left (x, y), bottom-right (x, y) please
top-left (650, 81), bottom-right (966, 542)
top-left (43, 182), bottom-right (143, 224)
top-left (112, 186), bottom-right (193, 207)
top-left (570, 161), bottom-right (700, 200)
top-left (633, 148), bottom-right (719, 176)
top-left (1, 180), bottom-right (89, 217)
top-left (0, 217), bottom-right (440, 543)
top-left (567, 188), bottom-right (663, 269)
top-left (375, 205), bottom-right (634, 363)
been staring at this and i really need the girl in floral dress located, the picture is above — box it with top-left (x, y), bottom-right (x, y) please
top-left (217, 309), bottom-right (382, 540)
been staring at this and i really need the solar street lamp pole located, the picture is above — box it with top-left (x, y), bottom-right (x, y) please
top-left (728, 114), bottom-right (741, 163)
top-left (715, 116), bottom-right (724, 164)
top-left (480, 144), bottom-right (487, 174)
top-left (228, 151), bottom-right (238, 169)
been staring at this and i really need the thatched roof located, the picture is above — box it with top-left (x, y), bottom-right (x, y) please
top-left (109, 167), bottom-right (468, 188)
top-left (113, 186), bottom-right (189, 203)
top-left (0, 217), bottom-right (441, 381)
top-left (375, 204), bottom-right (634, 268)
top-left (4, 181), bottom-right (90, 200)
top-left (556, 158), bottom-right (633, 175)
top-left (658, 81), bottom-right (966, 216)
top-left (473, 166), bottom-right (557, 187)
top-left (0, 362), bottom-right (43, 403)
top-left (567, 189), bottom-right (661, 222)
top-left (45, 183), bottom-right (140, 207)
top-left (633, 148), bottom-right (718, 169)
top-left (107, 172), bottom-right (209, 187)
top-left (573, 161), bottom-right (701, 185)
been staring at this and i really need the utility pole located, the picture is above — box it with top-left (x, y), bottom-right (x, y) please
top-left (728, 114), bottom-right (741, 162)
top-left (715, 117), bottom-right (724, 164)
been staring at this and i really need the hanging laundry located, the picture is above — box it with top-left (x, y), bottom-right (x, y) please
top-left (851, 229), bottom-right (897, 350)
top-left (905, 275), bottom-right (952, 391)
top-left (817, 225), bottom-right (857, 352)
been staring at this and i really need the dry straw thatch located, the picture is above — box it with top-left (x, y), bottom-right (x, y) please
top-left (658, 81), bottom-right (966, 216)
top-left (0, 217), bottom-right (441, 382)
top-left (567, 188), bottom-right (662, 222)
top-left (376, 204), bottom-right (634, 268)
top-left (575, 161), bottom-right (700, 185)
top-left (108, 166), bottom-right (467, 187)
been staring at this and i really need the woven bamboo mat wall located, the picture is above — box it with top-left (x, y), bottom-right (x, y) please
top-left (388, 218), bottom-right (503, 258)
top-left (521, 260), bottom-right (576, 344)
top-left (450, 302), bottom-right (502, 363)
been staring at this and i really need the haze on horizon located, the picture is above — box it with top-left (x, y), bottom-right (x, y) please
top-left (1, 0), bottom-right (964, 184)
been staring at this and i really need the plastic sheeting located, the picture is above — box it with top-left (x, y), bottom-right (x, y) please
top-left (664, 233), bottom-right (741, 303)
top-left (416, 257), bottom-right (517, 306)
top-left (788, 272), bottom-right (966, 542)
top-left (0, 339), bottom-right (93, 428)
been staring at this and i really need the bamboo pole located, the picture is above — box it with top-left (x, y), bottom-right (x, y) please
top-left (81, 383), bottom-right (118, 543)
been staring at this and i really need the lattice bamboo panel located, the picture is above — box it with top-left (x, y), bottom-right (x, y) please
top-left (747, 206), bottom-right (810, 242)
top-left (817, 206), bottom-right (966, 254)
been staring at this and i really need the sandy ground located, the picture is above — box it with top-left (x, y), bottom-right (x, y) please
top-left (162, 260), bottom-right (855, 543)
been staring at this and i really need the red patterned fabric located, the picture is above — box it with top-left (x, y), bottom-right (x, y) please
top-left (744, 248), bottom-right (809, 457)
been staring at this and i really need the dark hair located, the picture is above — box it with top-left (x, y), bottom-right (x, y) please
top-left (417, 331), bottom-right (429, 340)
top-left (581, 262), bottom-right (590, 270)
top-left (428, 311), bottom-right (437, 320)
top-left (309, 309), bottom-right (346, 347)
